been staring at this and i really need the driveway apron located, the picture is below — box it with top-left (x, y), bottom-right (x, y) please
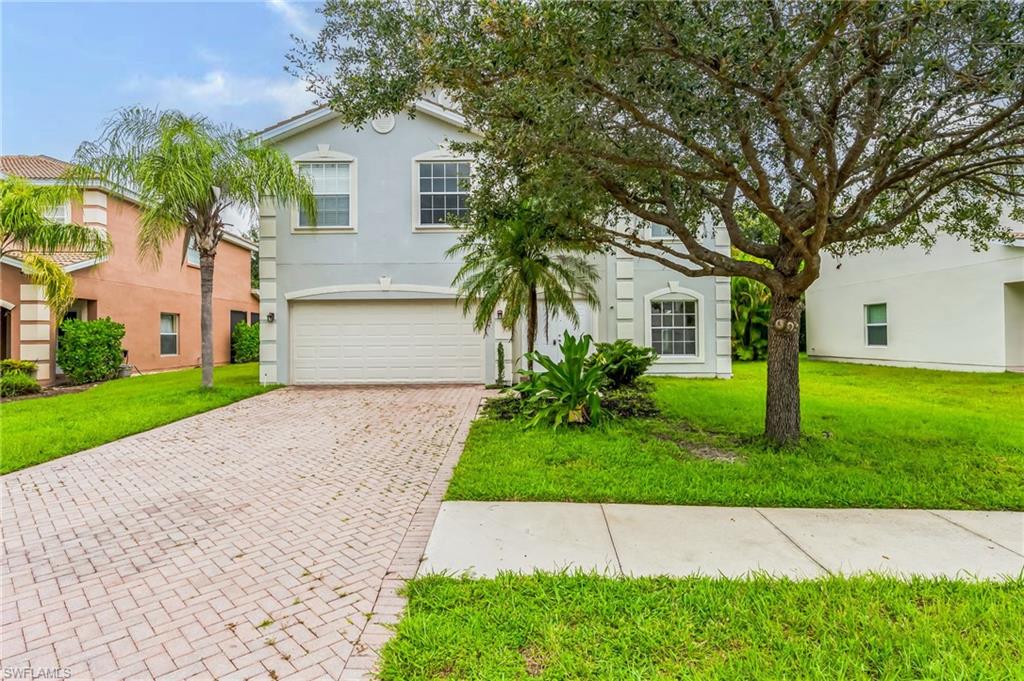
top-left (1, 385), bottom-right (483, 680)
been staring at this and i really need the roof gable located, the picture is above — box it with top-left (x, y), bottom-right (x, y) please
top-left (256, 97), bottom-right (472, 144)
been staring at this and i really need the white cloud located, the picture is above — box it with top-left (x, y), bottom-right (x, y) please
top-left (265, 0), bottom-right (318, 39)
top-left (123, 70), bottom-right (315, 121)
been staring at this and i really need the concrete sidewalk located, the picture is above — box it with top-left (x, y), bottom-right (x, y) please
top-left (420, 502), bottom-right (1024, 580)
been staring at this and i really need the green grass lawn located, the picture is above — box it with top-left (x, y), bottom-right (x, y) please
top-left (448, 360), bottom-right (1024, 509)
top-left (0, 363), bottom-right (277, 474)
top-left (380, 573), bottom-right (1024, 680)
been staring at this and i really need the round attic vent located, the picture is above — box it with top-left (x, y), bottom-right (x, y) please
top-left (371, 114), bottom-right (396, 134)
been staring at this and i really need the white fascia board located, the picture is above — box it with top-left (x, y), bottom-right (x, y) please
top-left (222, 231), bottom-right (259, 252)
top-left (257, 99), bottom-right (475, 145)
top-left (256, 107), bottom-right (343, 144)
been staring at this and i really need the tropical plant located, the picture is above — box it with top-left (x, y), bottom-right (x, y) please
top-left (0, 359), bottom-right (38, 376)
top-left (518, 332), bottom-right (605, 428)
top-left (585, 340), bottom-right (658, 388)
top-left (0, 371), bottom-right (41, 398)
top-left (731, 276), bottom-right (772, 361)
top-left (296, 0), bottom-right (1024, 446)
top-left (231, 322), bottom-right (260, 363)
top-left (70, 107), bottom-right (315, 388)
top-left (55, 317), bottom-right (125, 385)
top-left (447, 196), bottom-right (600, 370)
top-left (0, 177), bottom-right (112, 318)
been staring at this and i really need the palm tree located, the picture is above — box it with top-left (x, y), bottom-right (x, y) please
top-left (447, 198), bottom-right (600, 371)
top-left (0, 176), bottom-right (112, 318)
top-left (70, 107), bottom-right (315, 388)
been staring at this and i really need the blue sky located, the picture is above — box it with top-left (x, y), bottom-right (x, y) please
top-left (2, 1), bottom-right (322, 161)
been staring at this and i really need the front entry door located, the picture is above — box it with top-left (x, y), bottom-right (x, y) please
top-left (534, 301), bottom-right (594, 363)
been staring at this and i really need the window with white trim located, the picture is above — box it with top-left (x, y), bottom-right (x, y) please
top-left (160, 313), bottom-right (179, 356)
top-left (417, 161), bottom-right (470, 226)
top-left (186, 238), bottom-right (200, 267)
top-left (299, 162), bottom-right (351, 228)
top-left (865, 303), bottom-right (887, 346)
top-left (43, 203), bottom-right (70, 224)
top-left (649, 222), bottom-right (673, 239)
top-left (650, 299), bottom-right (698, 356)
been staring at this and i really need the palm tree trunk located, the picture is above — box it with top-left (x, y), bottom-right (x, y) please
top-left (526, 285), bottom-right (538, 371)
top-left (200, 252), bottom-right (215, 388)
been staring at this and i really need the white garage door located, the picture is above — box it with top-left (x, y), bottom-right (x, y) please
top-left (291, 300), bottom-right (484, 384)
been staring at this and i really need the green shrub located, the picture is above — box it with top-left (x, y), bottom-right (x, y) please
top-left (1, 371), bottom-right (41, 398)
top-left (519, 332), bottom-right (605, 428)
top-left (602, 384), bottom-right (660, 418)
top-left (585, 339), bottom-right (657, 388)
top-left (480, 392), bottom-right (523, 420)
top-left (0, 359), bottom-right (38, 376)
top-left (232, 322), bottom-right (259, 363)
top-left (56, 317), bottom-right (125, 385)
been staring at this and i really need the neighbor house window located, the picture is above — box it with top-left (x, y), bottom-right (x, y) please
top-left (650, 299), bottom-right (698, 356)
top-left (418, 161), bottom-right (470, 226)
top-left (44, 203), bottom-right (70, 224)
top-left (865, 303), bottom-right (887, 346)
top-left (160, 313), bottom-right (179, 356)
top-left (186, 238), bottom-right (200, 266)
top-left (299, 162), bottom-right (351, 228)
top-left (649, 222), bottom-right (673, 239)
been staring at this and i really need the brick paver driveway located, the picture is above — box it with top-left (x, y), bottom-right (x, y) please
top-left (2, 385), bottom-right (483, 680)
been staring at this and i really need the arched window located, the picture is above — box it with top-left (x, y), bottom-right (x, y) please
top-left (644, 284), bottom-right (705, 362)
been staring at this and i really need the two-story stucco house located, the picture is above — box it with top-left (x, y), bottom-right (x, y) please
top-left (806, 231), bottom-right (1024, 373)
top-left (0, 155), bottom-right (259, 383)
top-left (255, 99), bottom-right (733, 385)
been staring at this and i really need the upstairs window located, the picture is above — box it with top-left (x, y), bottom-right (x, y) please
top-left (417, 161), bottom-right (470, 227)
top-left (650, 299), bottom-right (698, 356)
top-left (650, 222), bottom-right (673, 239)
top-left (865, 303), bottom-right (888, 346)
top-left (43, 202), bottom-right (70, 224)
top-left (299, 162), bottom-right (351, 228)
top-left (186, 238), bottom-right (200, 266)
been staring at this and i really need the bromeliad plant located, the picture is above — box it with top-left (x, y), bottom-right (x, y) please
top-left (584, 340), bottom-right (657, 388)
top-left (518, 332), bottom-right (605, 428)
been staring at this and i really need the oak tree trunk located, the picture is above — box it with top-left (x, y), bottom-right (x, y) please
top-left (764, 293), bottom-right (802, 446)
top-left (526, 285), bottom-right (538, 371)
top-left (200, 252), bottom-right (215, 388)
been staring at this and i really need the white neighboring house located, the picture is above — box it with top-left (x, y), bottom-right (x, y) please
top-left (254, 100), bottom-right (733, 385)
top-left (806, 230), bottom-right (1024, 373)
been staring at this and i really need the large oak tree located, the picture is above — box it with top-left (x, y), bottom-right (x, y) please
top-left (291, 0), bottom-right (1024, 444)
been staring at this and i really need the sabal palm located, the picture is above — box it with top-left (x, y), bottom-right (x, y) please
top-left (70, 107), bottom-right (315, 388)
top-left (0, 176), bottom-right (112, 318)
top-left (447, 202), bottom-right (600, 370)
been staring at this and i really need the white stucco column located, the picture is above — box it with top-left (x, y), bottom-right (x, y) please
top-left (258, 197), bottom-right (278, 384)
top-left (714, 226), bottom-right (733, 378)
top-left (614, 249), bottom-right (636, 341)
top-left (19, 284), bottom-right (53, 381)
